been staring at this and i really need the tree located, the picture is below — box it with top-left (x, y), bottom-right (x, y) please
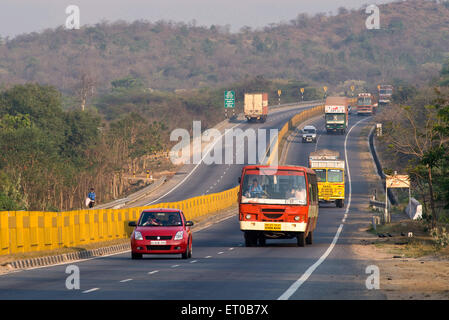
top-left (379, 103), bottom-right (445, 226)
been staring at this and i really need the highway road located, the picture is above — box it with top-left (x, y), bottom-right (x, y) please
top-left (0, 110), bottom-right (386, 299)
top-left (133, 102), bottom-right (322, 206)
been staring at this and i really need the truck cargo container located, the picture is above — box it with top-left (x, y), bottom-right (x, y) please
top-left (244, 93), bottom-right (268, 122)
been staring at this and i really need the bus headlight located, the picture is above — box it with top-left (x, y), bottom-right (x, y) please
top-left (246, 214), bottom-right (252, 220)
top-left (294, 216), bottom-right (300, 221)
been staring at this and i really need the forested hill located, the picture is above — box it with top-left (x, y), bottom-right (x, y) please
top-left (1, 0), bottom-right (449, 95)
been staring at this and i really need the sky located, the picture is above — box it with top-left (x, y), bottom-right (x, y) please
top-left (0, 0), bottom-right (397, 38)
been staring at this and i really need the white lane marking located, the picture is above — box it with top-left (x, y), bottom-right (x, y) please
top-left (278, 117), bottom-right (370, 300)
top-left (120, 279), bottom-right (132, 283)
top-left (217, 252), bottom-right (224, 255)
top-left (205, 256), bottom-right (212, 259)
top-left (148, 270), bottom-right (159, 275)
top-left (228, 248), bottom-right (234, 251)
top-left (190, 260), bottom-right (198, 263)
top-left (82, 288), bottom-right (100, 294)
top-left (145, 123), bottom-right (241, 205)
top-left (171, 265), bottom-right (180, 268)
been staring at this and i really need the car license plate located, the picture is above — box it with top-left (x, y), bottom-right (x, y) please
top-left (307, 137), bottom-right (312, 141)
top-left (150, 240), bottom-right (167, 245)
top-left (265, 223), bottom-right (281, 231)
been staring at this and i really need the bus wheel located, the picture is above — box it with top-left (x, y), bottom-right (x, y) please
top-left (258, 234), bottom-right (266, 247)
top-left (306, 231), bottom-right (313, 245)
top-left (336, 199), bottom-right (342, 208)
top-left (244, 231), bottom-right (256, 247)
top-left (297, 232), bottom-right (306, 247)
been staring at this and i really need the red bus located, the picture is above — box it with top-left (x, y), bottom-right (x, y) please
top-left (238, 165), bottom-right (319, 247)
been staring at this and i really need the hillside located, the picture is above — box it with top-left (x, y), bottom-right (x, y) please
top-left (0, 0), bottom-right (448, 98)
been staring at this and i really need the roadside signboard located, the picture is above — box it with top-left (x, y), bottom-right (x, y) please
top-left (386, 175), bottom-right (410, 188)
top-left (224, 91), bottom-right (235, 108)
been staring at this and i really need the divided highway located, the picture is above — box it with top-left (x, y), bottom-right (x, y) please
top-left (0, 107), bottom-right (385, 300)
top-left (133, 102), bottom-right (322, 206)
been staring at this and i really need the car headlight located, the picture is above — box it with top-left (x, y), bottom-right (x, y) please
top-left (134, 231), bottom-right (143, 240)
top-left (174, 231), bottom-right (184, 241)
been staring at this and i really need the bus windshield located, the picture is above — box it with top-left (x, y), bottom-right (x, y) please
top-left (241, 170), bottom-right (307, 205)
top-left (327, 169), bottom-right (343, 183)
top-left (314, 169), bottom-right (326, 182)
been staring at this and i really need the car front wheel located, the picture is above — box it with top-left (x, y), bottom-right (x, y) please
top-left (182, 242), bottom-right (191, 259)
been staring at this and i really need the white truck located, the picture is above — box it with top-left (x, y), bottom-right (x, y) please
top-left (244, 93), bottom-right (268, 122)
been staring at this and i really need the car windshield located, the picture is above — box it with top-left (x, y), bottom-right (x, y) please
top-left (241, 169), bottom-right (307, 205)
top-left (304, 128), bottom-right (315, 134)
top-left (327, 169), bottom-right (343, 182)
top-left (138, 212), bottom-right (183, 227)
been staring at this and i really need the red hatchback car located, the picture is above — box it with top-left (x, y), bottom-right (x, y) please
top-left (129, 208), bottom-right (194, 259)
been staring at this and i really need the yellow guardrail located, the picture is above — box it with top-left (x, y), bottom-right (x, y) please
top-left (267, 104), bottom-right (324, 165)
top-left (0, 186), bottom-right (239, 255)
top-left (0, 104), bottom-right (324, 256)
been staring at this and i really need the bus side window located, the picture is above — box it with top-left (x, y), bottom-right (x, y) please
top-left (307, 174), bottom-right (317, 204)
top-left (309, 174), bottom-right (318, 204)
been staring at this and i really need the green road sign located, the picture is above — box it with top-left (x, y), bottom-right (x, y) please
top-left (224, 91), bottom-right (235, 108)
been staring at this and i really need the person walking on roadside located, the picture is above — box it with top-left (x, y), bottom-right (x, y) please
top-left (87, 188), bottom-right (96, 208)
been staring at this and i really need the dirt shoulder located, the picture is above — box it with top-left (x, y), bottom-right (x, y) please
top-left (350, 121), bottom-right (449, 300)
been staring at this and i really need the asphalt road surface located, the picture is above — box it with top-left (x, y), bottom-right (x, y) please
top-left (0, 110), bottom-right (386, 300)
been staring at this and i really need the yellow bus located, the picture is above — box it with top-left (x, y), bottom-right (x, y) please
top-left (309, 150), bottom-right (345, 208)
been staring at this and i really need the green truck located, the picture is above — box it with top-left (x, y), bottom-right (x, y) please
top-left (325, 97), bottom-right (349, 134)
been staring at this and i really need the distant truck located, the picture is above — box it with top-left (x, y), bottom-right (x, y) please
top-left (244, 93), bottom-right (268, 122)
top-left (309, 150), bottom-right (345, 208)
top-left (357, 93), bottom-right (377, 115)
top-left (378, 85), bottom-right (393, 107)
top-left (325, 97), bottom-right (349, 134)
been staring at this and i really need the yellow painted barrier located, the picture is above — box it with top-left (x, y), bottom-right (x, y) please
top-left (0, 104), bottom-right (324, 256)
top-left (0, 185), bottom-right (240, 255)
